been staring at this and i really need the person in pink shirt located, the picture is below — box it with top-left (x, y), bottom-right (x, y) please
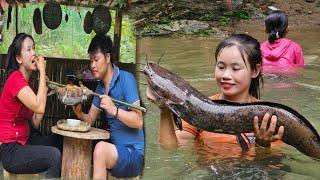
top-left (0, 33), bottom-right (61, 178)
top-left (261, 11), bottom-right (304, 74)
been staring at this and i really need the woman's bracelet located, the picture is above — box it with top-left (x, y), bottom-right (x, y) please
top-left (114, 107), bottom-right (119, 119)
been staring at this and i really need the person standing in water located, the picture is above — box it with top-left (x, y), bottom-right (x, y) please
top-left (261, 11), bottom-right (304, 71)
top-left (158, 34), bottom-right (285, 156)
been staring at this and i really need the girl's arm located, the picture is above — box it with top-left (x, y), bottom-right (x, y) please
top-left (32, 113), bottom-right (44, 129)
top-left (17, 56), bottom-right (47, 114)
top-left (159, 107), bottom-right (195, 149)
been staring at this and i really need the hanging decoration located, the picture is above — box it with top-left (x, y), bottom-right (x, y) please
top-left (92, 5), bottom-right (111, 34)
top-left (83, 11), bottom-right (93, 34)
top-left (6, 5), bottom-right (12, 30)
top-left (33, 7), bottom-right (42, 34)
top-left (65, 7), bottom-right (69, 23)
top-left (43, 2), bottom-right (62, 30)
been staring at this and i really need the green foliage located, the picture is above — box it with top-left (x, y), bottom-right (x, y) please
top-left (192, 29), bottom-right (209, 37)
top-left (159, 17), bottom-right (172, 26)
top-left (234, 10), bottom-right (250, 19)
top-left (0, 3), bottom-right (135, 63)
top-left (119, 17), bottom-right (136, 63)
top-left (143, 22), bottom-right (159, 33)
top-left (316, 1), bottom-right (320, 8)
top-left (118, 0), bottom-right (128, 9)
top-left (169, 11), bottom-right (180, 19)
top-left (218, 16), bottom-right (232, 26)
top-left (201, 13), bottom-right (214, 21)
top-left (218, 9), bottom-right (250, 27)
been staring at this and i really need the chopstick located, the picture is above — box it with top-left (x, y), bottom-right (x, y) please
top-left (46, 80), bottom-right (147, 112)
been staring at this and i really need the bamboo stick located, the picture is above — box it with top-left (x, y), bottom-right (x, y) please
top-left (47, 80), bottom-right (66, 87)
top-left (90, 91), bottom-right (147, 113)
top-left (46, 80), bottom-right (147, 112)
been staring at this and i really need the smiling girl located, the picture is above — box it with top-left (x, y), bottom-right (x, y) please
top-left (158, 34), bottom-right (285, 156)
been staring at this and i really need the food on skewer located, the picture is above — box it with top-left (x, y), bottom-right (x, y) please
top-left (49, 84), bottom-right (92, 105)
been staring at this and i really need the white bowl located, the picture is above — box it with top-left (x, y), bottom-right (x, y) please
top-left (67, 119), bottom-right (81, 127)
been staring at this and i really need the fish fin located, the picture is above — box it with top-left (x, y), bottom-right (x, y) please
top-left (172, 113), bottom-right (183, 130)
top-left (236, 133), bottom-right (251, 152)
top-left (47, 89), bottom-right (55, 97)
top-left (166, 103), bottom-right (185, 131)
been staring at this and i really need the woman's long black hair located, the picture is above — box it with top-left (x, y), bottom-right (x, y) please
top-left (215, 34), bottom-right (263, 99)
top-left (4, 33), bottom-right (34, 77)
top-left (265, 11), bottom-right (288, 43)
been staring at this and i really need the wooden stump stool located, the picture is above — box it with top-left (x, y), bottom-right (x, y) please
top-left (108, 174), bottom-right (140, 180)
top-left (52, 125), bottom-right (109, 179)
top-left (3, 169), bottom-right (43, 179)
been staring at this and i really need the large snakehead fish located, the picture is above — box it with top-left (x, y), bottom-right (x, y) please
top-left (143, 62), bottom-right (320, 159)
top-left (48, 84), bottom-right (91, 105)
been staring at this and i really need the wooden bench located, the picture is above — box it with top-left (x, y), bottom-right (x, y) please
top-left (2, 169), bottom-right (44, 179)
top-left (108, 174), bottom-right (140, 180)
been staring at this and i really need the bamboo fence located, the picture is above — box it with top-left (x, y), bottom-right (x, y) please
top-left (0, 54), bottom-right (137, 135)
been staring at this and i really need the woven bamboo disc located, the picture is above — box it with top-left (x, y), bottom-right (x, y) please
top-left (43, 2), bottom-right (62, 30)
top-left (33, 8), bottom-right (42, 34)
top-left (83, 11), bottom-right (93, 34)
top-left (92, 5), bottom-right (111, 34)
top-left (57, 119), bottom-right (91, 132)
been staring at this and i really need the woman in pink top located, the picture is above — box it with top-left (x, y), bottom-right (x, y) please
top-left (0, 33), bottom-right (61, 178)
top-left (261, 11), bottom-right (304, 73)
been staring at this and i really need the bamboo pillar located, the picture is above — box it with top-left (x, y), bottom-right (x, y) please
top-left (113, 8), bottom-right (123, 63)
top-left (15, 5), bottom-right (18, 35)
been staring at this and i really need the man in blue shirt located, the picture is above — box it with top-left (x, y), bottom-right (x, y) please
top-left (73, 34), bottom-right (144, 179)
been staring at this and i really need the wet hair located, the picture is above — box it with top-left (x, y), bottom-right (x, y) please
top-left (265, 11), bottom-right (288, 43)
top-left (88, 33), bottom-right (114, 64)
top-left (5, 33), bottom-right (34, 77)
top-left (215, 34), bottom-right (263, 99)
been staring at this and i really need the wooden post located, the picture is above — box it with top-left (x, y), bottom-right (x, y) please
top-left (52, 126), bottom-right (109, 179)
top-left (113, 8), bottom-right (123, 63)
top-left (15, 5), bottom-right (18, 35)
top-left (61, 137), bottom-right (92, 179)
top-left (225, 0), bottom-right (232, 11)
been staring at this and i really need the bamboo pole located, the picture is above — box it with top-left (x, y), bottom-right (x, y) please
top-left (113, 8), bottom-right (123, 63)
top-left (46, 80), bottom-right (147, 112)
top-left (15, 5), bottom-right (18, 35)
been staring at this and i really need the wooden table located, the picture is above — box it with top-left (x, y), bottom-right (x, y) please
top-left (51, 126), bottom-right (109, 179)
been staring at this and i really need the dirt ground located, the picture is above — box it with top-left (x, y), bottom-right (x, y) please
top-left (127, 0), bottom-right (320, 36)
top-left (236, 0), bottom-right (320, 30)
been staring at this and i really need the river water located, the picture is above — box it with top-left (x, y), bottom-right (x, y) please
top-left (137, 29), bottom-right (320, 179)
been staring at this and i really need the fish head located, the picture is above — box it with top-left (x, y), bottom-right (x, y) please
top-left (144, 63), bottom-right (171, 106)
top-left (143, 63), bottom-right (184, 105)
top-left (143, 63), bottom-right (161, 88)
top-left (143, 63), bottom-right (167, 100)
